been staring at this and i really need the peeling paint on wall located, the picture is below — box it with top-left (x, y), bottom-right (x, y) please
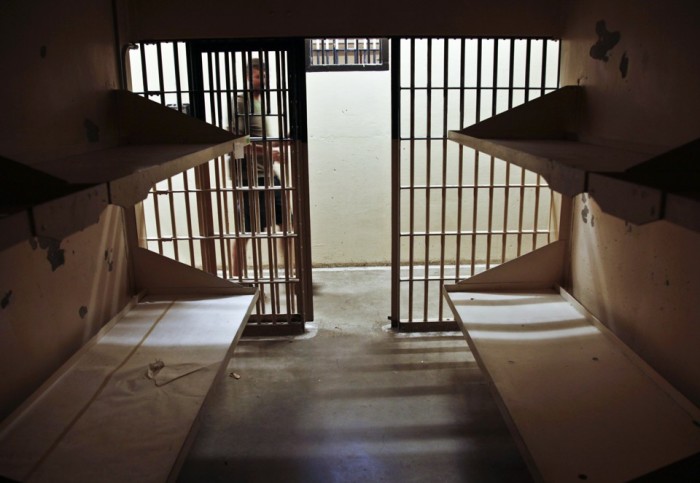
top-left (36, 237), bottom-right (66, 271)
top-left (79, 306), bottom-right (88, 318)
top-left (84, 119), bottom-right (99, 143)
top-left (1, 291), bottom-right (11, 309)
top-left (589, 20), bottom-right (620, 62)
top-left (581, 204), bottom-right (590, 223)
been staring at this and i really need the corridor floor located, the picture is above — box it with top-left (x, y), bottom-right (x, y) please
top-left (178, 268), bottom-right (531, 482)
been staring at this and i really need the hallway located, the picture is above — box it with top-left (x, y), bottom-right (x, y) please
top-left (179, 268), bottom-right (531, 482)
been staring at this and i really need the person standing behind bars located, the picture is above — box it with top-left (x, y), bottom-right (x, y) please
top-left (230, 57), bottom-right (283, 277)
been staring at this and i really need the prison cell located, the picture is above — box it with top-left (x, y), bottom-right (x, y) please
top-left (390, 38), bottom-right (561, 330)
top-left (129, 40), bottom-right (312, 334)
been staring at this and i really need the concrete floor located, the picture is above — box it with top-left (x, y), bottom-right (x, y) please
top-left (178, 268), bottom-right (532, 482)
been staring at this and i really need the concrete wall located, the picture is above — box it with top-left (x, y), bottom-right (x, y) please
top-left (560, 0), bottom-right (700, 405)
top-left (0, 1), bottom-right (131, 419)
top-left (306, 70), bottom-right (392, 266)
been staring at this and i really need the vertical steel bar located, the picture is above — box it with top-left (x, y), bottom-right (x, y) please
top-left (167, 177), bottom-right (180, 261)
top-left (173, 42), bottom-right (184, 113)
top-left (139, 42), bottom-right (148, 96)
top-left (455, 38), bottom-right (466, 281)
top-left (182, 170), bottom-right (196, 267)
top-left (390, 38), bottom-right (401, 327)
top-left (438, 39), bottom-right (449, 321)
top-left (261, 50), bottom-right (277, 316)
top-left (152, 188), bottom-right (164, 254)
top-left (408, 39), bottom-right (416, 323)
top-left (517, 39), bottom-right (532, 257)
top-left (272, 50), bottom-right (287, 319)
top-left (485, 40), bottom-right (498, 270)
top-left (156, 43), bottom-right (165, 104)
top-left (423, 38), bottom-right (433, 321)
top-left (502, 39), bottom-right (515, 264)
top-left (470, 39), bottom-right (482, 277)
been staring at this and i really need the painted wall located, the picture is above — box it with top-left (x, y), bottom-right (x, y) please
top-left (306, 70), bottom-right (393, 266)
top-left (0, 1), bottom-right (131, 419)
top-left (560, 0), bottom-right (700, 405)
top-left (0, 207), bottom-right (130, 419)
top-left (306, 67), bottom-right (554, 267)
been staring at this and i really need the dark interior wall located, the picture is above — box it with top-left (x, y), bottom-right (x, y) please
top-left (560, 0), bottom-right (700, 150)
top-left (0, 0), bottom-right (131, 420)
top-left (125, 0), bottom-right (564, 41)
top-left (560, 0), bottom-right (700, 405)
top-left (0, 0), bottom-right (123, 165)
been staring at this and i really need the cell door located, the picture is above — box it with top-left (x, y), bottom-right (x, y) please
top-left (129, 39), bottom-right (312, 334)
top-left (391, 37), bottom-right (561, 331)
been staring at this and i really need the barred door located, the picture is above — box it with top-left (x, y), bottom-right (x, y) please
top-left (390, 38), bottom-right (561, 331)
top-left (129, 39), bottom-right (312, 334)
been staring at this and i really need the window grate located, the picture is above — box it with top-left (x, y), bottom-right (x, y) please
top-left (306, 38), bottom-right (389, 71)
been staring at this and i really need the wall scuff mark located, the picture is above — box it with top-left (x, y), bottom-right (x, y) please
top-left (37, 237), bottom-right (66, 271)
top-left (619, 52), bottom-right (630, 78)
top-left (1, 291), bottom-right (12, 309)
top-left (590, 20), bottom-right (620, 61)
top-left (581, 204), bottom-right (590, 224)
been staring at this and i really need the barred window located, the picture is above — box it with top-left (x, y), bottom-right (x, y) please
top-left (306, 38), bottom-right (389, 71)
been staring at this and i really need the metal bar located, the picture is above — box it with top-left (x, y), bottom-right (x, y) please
top-left (271, 50), bottom-right (286, 319)
top-left (151, 183), bottom-right (547, 194)
top-left (152, 188), bottom-right (164, 254)
top-left (289, 37), bottom-right (312, 322)
top-left (278, 49), bottom-right (293, 321)
top-left (139, 42), bottom-right (148, 100)
top-left (156, 43), bottom-right (165, 104)
top-left (518, 39), bottom-right (531, 257)
top-left (470, 39), bottom-right (482, 277)
top-left (455, 39), bottom-right (466, 281)
top-left (390, 37), bottom-right (401, 328)
top-left (166, 177), bottom-right (179, 261)
top-left (172, 43), bottom-right (184, 113)
top-left (181, 170), bottom-right (197, 267)
top-left (408, 39), bottom-right (416, 323)
top-left (533, 171), bottom-right (542, 250)
top-left (222, 52), bottom-right (234, 278)
top-left (258, 50), bottom-right (276, 316)
top-left (502, 164), bottom-right (510, 264)
top-left (423, 38), bottom-right (433, 322)
top-left (438, 39), bottom-right (449, 321)
top-left (486, 40), bottom-right (498, 270)
top-left (541, 40), bottom-right (548, 97)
